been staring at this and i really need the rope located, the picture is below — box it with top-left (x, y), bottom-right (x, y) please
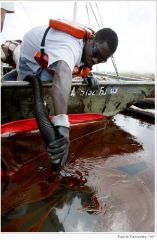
top-left (94, 2), bottom-right (120, 79)
top-left (20, 2), bottom-right (35, 26)
top-left (95, 2), bottom-right (104, 28)
top-left (89, 2), bottom-right (101, 29)
top-left (111, 56), bottom-right (120, 79)
top-left (86, 2), bottom-right (91, 27)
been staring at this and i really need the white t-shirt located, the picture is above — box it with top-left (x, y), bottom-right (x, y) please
top-left (19, 25), bottom-right (84, 79)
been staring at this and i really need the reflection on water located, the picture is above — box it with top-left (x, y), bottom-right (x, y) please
top-left (115, 161), bottom-right (147, 176)
top-left (1, 114), bottom-right (155, 232)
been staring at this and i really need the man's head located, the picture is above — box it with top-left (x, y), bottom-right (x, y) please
top-left (82, 28), bottom-right (118, 67)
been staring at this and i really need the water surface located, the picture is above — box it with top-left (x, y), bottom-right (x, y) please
top-left (1, 114), bottom-right (155, 232)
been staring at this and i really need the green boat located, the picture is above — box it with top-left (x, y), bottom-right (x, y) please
top-left (1, 71), bottom-right (154, 124)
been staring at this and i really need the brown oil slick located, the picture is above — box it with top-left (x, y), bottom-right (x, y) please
top-left (1, 115), bottom-right (155, 232)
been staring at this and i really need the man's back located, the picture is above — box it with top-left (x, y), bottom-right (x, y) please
top-left (19, 25), bottom-right (84, 80)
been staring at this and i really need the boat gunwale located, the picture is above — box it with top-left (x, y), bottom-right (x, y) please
top-left (1, 79), bottom-right (155, 88)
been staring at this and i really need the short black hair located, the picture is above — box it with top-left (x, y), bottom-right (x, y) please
top-left (95, 28), bottom-right (118, 53)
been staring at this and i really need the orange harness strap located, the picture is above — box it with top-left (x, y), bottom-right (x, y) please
top-left (73, 66), bottom-right (91, 78)
top-left (49, 19), bottom-right (93, 39)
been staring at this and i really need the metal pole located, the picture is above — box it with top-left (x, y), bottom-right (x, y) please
top-left (73, 1), bottom-right (77, 22)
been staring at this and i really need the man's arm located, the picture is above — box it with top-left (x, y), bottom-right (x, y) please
top-left (46, 60), bottom-right (72, 168)
top-left (48, 60), bottom-right (72, 115)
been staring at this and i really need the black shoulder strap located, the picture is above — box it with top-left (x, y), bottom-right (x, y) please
top-left (40, 26), bottom-right (51, 59)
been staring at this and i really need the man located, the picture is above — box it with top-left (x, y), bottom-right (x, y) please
top-left (18, 23), bottom-right (118, 169)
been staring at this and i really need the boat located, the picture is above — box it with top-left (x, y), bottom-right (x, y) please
top-left (1, 2), bottom-right (155, 124)
top-left (1, 70), bottom-right (154, 123)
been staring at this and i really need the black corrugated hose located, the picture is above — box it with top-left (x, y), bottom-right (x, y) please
top-left (25, 74), bottom-right (57, 146)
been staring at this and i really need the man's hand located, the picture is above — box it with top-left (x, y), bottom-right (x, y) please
top-left (47, 137), bottom-right (68, 164)
top-left (84, 74), bottom-right (99, 91)
top-left (47, 114), bottom-right (70, 170)
top-left (47, 128), bottom-right (69, 166)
